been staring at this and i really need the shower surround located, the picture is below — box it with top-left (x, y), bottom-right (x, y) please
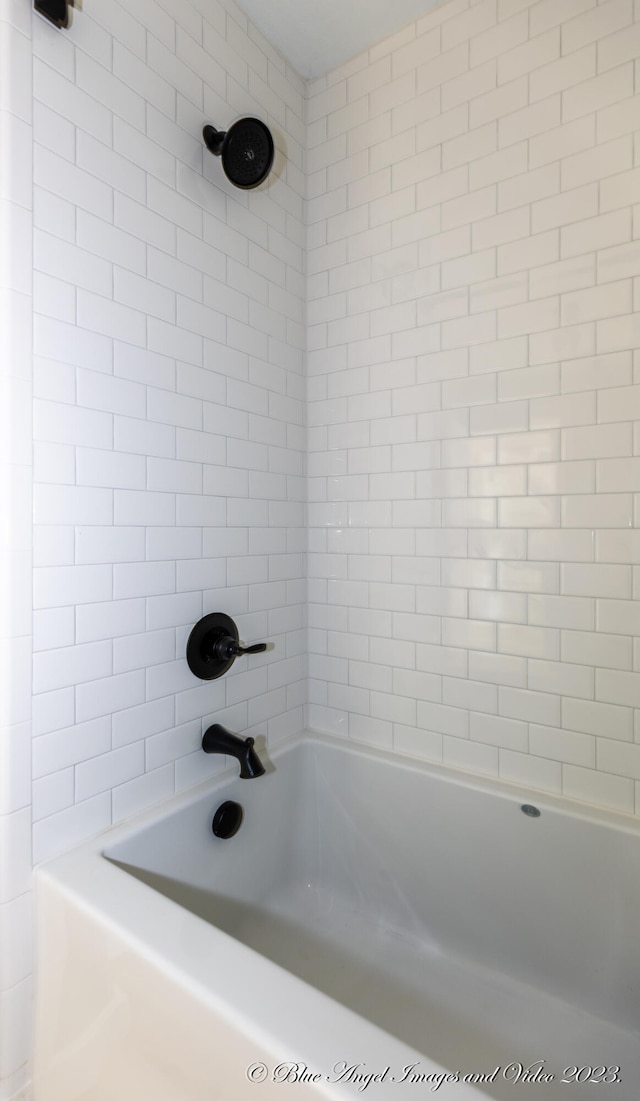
top-left (306, 0), bottom-right (640, 816)
top-left (1, 0), bottom-right (306, 1096)
top-left (1, 0), bottom-right (640, 1097)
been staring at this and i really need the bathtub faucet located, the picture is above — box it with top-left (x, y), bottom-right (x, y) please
top-left (202, 723), bottom-right (265, 779)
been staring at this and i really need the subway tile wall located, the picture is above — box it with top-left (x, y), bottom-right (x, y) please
top-left (2, 0), bottom-right (640, 1094)
top-left (30, 0), bottom-right (307, 865)
top-left (306, 0), bottom-right (640, 817)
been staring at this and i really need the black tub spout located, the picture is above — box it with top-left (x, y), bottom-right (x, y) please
top-left (202, 724), bottom-right (265, 779)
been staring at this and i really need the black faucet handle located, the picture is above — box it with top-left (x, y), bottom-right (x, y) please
top-left (214, 636), bottom-right (267, 661)
top-left (187, 612), bottom-right (270, 680)
top-left (232, 641), bottom-right (268, 655)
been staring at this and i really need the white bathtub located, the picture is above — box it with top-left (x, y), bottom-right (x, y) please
top-left (34, 733), bottom-right (640, 1100)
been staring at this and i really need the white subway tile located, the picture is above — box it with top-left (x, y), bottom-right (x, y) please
top-left (471, 78), bottom-right (527, 132)
top-left (112, 764), bottom-right (175, 824)
top-left (562, 280), bottom-right (632, 327)
top-left (468, 465), bottom-right (526, 497)
top-left (596, 530), bottom-right (640, 564)
top-left (442, 676), bottom-right (498, 715)
top-left (471, 272), bottom-right (528, 315)
top-left (442, 616), bottom-right (497, 652)
top-left (564, 0), bottom-right (632, 54)
top-left (562, 210), bottom-right (631, 262)
top-left (469, 589), bottom-right (527, 624)
top-left (597, 740), bottom-right (640, 782)
top-left (563, 765), bottom-right (634, 813)
top-left (529, 723), bottom-right (595, 767)
top-left (470, 142), bottom-right (528, 190)
top-left (530, 116), bottom-right (596, 170)
top-left (470, 710), bottom-right (527, 751)
top-left (76, 669), bottom-right (145, 723)
top-left (561, 563), bottom-right (631, 599)
top-left (563, 61), bottom-right (634, 122)
top-left (562, 628), bottom-right (632, 670)
top-left (443, 497), bottom-right (497, 527)
top-left (33, 792), bottom-right (111, 864)
top-left (563, 424), bottom-right (631, 460)
top-left (597, 93), bottom-right (640, 143)
top-left (499, 622), bottom-right (559, 660)
top-left (529, 595), bottom-right (594, 631)
top-left (597, 456), bottom-right (640, 493)
top-left (473, 206), bottom-right (530, 251)
top-left (499, 685), bottom-right (561, 726)
top-left (470, 336), bottom-right (529, 375)
top-left (562, 136), bottom-right (633, 195)
top-left (530, 460), bottom-right (595, 496)
top-left (416, 585), bottom-right (467, 619)
top-left (442, 311), bottom-right (496, 349)
top-left (498, 26), bottom-right (560, 83)
top-left (33, 716), bottom-right (111, 779)
top-left (500, 430), bottom-right (560, 465)
top-left (499, 95), bottom-right (561, 147)
top-left (470, 399), bottom-right (528, 435)
top-left (597, 598), bottom-right (640, 636)
top-left (417, 529), bottom-right (468, 559)
top-left (443, 736), bottom-right (499, 777)
top-left (442, 435), bottom-right (496, 468)
top-left (34, 565), bottom-right (112, 612)
top-left (442, 0), bottom-right (498, 51)
top-left (562, 351), bottom-right (632, 394)
top-left (561, 493), bottom-right (632, 528)
top-left (529, 391), bottom-right (595, 428)
top-left (598, 384), bottom-right (640, 422)
top-left (500, 749), bottom-right (562, 794)
top-left (417, 699), bottom-right (468, 739)
top-left (498, 561), bottom-right (559, 594)
top-left (597, 312), bottom-right (640, 355)
top-left (533, 184), bottom-right (599, 234)
top-left (76, 743), bottom-right (144, 803)
top-left (499, 364), bottom-right (560, 404)
top-left (563, 696), bottom-right (633, 741)
top-left (443, 60), bottom-right (497, 112)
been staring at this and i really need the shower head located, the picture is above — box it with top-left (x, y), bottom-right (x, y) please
top-left (203, 117), bottom-right (275, 190)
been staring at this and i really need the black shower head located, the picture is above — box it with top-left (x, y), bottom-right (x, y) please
top-left (203, 118), bottom-right (275, 190)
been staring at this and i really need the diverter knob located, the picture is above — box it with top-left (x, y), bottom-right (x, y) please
top-left (186, 612), bottom-right (268, 680)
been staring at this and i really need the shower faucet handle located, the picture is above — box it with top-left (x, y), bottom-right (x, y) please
top-left (187, 612), bottom-right (269, 681)
top-left (234, 641), bottom-right (268, 655)
top-left (214, 636), bottom-right (267, 661)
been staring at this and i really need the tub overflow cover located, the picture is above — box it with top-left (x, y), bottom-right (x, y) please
top-left (212, 800), bottom-right (243, 839)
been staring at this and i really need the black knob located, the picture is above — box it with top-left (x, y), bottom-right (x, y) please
top-left (213, 636), bottom-right (268, 662)
top-left (212, 801), bottom-right (243, 839)
top-left (186, 613), bottom-right (269, 680)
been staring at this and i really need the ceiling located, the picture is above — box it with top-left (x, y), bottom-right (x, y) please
top-left (235, 0), bottom-right (448, 80)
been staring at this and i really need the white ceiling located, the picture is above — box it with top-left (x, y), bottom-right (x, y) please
top-left (236, 0), bottom-right (448, 80)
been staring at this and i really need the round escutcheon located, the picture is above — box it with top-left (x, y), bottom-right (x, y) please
top-left (186, 612), bottom-right (239, 680)
top-left (212, 800), bottom-right (243, 839)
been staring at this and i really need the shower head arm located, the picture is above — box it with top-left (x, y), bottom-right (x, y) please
top-left (203, 125), bottom-right (226, 157)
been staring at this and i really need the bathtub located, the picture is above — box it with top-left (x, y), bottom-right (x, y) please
top-left (34, 732), bottom-right (640, 1100)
